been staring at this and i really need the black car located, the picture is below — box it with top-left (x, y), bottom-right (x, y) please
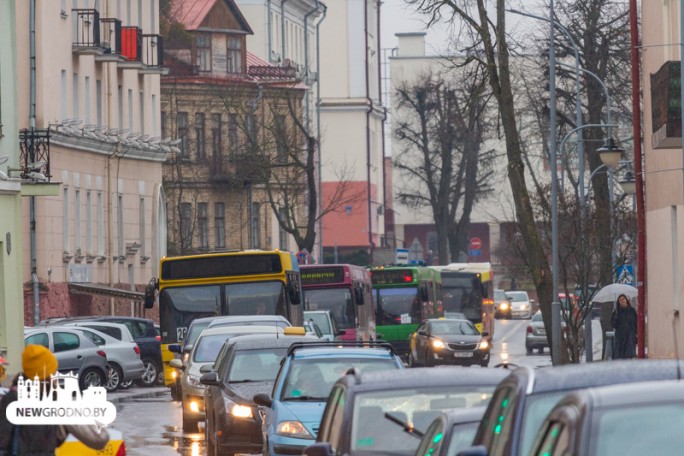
top-left (530, 380), bottom-right (684, 456)
top-left (416, 406), bottom-right (487, 456)
top-left (200, 334), bottom-right (316, 456)
top-left (305, 367), bottom-right (507, 456)
top-left (458, 360), bottom-right (684, 456)
top-left (408, 319), bottom-right (490, 367)
top-left (45, 316), bottom-right (162, 387)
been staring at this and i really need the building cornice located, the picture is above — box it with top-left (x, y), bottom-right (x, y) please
top-left (319, 98), bottom-right (386, 118)
top-left (51, 133), bottom-right (168, 162)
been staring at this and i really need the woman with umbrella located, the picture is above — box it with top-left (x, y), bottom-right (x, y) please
top-left (611, 294), bottom-right (637, 359)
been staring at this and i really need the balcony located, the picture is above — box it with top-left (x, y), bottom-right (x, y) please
top-left (210, 153), bottom-right (266, 184)
top-left (17, 129), bottom-right (51, 182)
top-left (95, 18), bottom-right (123, 62)
top-left (140, 34), bottom-right (168, 75)
top-left (118, 26), bottom-right (144, 69)
top-left (72, 9), bottom-right (101, 54)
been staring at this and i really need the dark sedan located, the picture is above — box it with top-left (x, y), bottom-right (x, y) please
top-left (200, 334), bottom-right (316, 456)
top-left (530, 380), bottom-right (684, 456)
top-left (408, 319), bottom-right (490, 367)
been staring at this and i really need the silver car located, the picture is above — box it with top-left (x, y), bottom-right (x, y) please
top-left (506, 291), bottom-right (533, 319)
top-left (24, 327), bottom-right (108, 389)
top-left (525, 311), bottom-right (548, 354)
top-left (61, 324), bottom-right (145, 391)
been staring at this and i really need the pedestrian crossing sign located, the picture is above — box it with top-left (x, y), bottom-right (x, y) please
top-left (617, 265), bottom-right (634, 286)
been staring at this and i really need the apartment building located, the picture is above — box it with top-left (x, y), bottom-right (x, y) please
top-left (15, 0), bottom-right (168, 323)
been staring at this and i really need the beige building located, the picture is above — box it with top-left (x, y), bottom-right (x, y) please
top-left (15, 0), bottom-right (168, 323)
top-left (640, 3), bottom-right (684, 357)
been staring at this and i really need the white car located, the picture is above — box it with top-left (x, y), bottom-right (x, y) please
top-left (505, 291), bottom-right (533, 319)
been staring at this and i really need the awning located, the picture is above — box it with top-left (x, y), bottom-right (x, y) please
top-left (68, 282), bottom-right (145, 301)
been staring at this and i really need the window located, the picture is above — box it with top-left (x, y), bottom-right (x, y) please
top-left (128, 89), bottom-right (133, 130)
top-left (139, 197), bottom-right (146, 258)
top-left (151, 94), bottom-right (157, 136)
top-left (161, 110), bottom-right (167, 139)
top-left (73, 73), bottom-right (79, 120)
top-left (195, 112), bottom-right (205, 160)
top-left (228, 114), bottom-right (238, 157)
top-left (118, 85), bottom-right (123, 128)
top-left (227, 37), bottom-right (242, 74)
top-left (97, 191), bottom-right (105, 256)
top-left (275, 114), bottom-right (288, 163)
top-left (61, 70), bottom-right (67, 121)
top-left (150, 0), bottom-right (156, 33)
top-left (84, 76), bottom-right (91, 124)
top-left (279, 208), bottom-right (288, 250)
top-left (53, 332), bottom-right (80, 352)
top-left (139, 90), bottom-right (145, 134)
top-left (250, 202), bottom-right (260, 249)
top-left (118, 194), bottom-right (124, 257)
top-left (81, 330), bottom-right (106, 346)
top-left (195, 34), bottom-right (211, 72)
top-left (198, 202), bottom-right (208, 249)
top-left (180, 202), bottom-right (192, 249)
top-left (63, 187), bottom-right (70, 251)
top-left (86, 191), bottom-right (92, 254)
top-left (75, 189), bottom-right (81, 253)
top-left (215, 203), bottom-right (225, 248)
top-left (246, 114), bottom-right (257, 147)
top-left (177, 112), bottom-right (189, 158)
top-left (96, 80), bottom-right (102, 126)
top-left (137, 0), bottom-right (142, 28)
top-left (211, 113), bottom-right (222, 163)
top-left (25, 332), bottom-right (49, 348)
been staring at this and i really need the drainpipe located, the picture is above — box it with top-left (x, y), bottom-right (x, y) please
top-left (315, 3), bottom-right (327, 263)
top-left (280, 0), bottom-right (289, 61)
top-left (30, 0), bottom-right (40, 325)
top-left (376, 0), bottom-right (387, 248)
top-left (248, 85), bottom-right (264, 248)
top-left (364, 0), bottom-right (376, 262)
top-left (303, 0), bottom-right (321, 129)
top-left (267, 0), bottom-right (272, 60)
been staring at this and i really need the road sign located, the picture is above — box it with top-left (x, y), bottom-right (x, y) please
top-left (469, 237), bottom-right (482, 250)
top-left (617, 265), bottom-right (635, 286)
top-left (468, 249), bottom-right (481, 257)
top-left (296, 250), bottom-right (311, 265)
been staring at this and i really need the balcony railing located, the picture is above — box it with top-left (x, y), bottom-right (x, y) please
top-left (18, 129), bottom-right (51, 182)
top-left (140, 34), bottom-right (166, 73)
top-left (121, 26), bottom-right (143, 62)
top-left (72, 9), bottom-right (101, 50)
top-left (247, 65), bottom-right (298, 79)
top-left (99, 18), bottom-right (122, 56)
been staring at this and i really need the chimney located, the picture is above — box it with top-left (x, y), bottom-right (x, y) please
top-left (395, 32), bottom-right (427, 57)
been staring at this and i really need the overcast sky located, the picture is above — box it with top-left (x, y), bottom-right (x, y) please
top-left (381, 0), bottom-right (451, 54)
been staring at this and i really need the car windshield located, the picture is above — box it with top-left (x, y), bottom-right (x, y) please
top-left (351, 386), bottom-right (495, 454)
top-left (304, 312), bottom-right (333, 335)
top-left (226, 348), bottom-right (287, 383)
top-left (494, 290), bottom-right (507, 302)
top-left (376, 288), bottom-right (421, 326)
top-left (532, 313), bottom-right (543, 322)
top-left (282, 357), bottom-right (398, 400)
top-left (431, 320), bottom-right (479, 336)
top-left (193, 334), bottom-right (230, 363)
top-left (186, 321), bottom-right (213, 347)
top-left (506, 292), bottom-right (529, 302)
top-left (519, 392), bottom-right (565, 456)
top-left (304, 288), bottom-right (355, 330)
top-left (447, 421), bottom-right (481, 455)
top-left (589, 402), bottom-right (684, 455)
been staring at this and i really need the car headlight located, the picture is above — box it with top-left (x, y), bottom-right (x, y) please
top-left (171, 370), bottom-right (178, 379)
top-left (230, 404), bottom-right (253, 419)
top-left (478, 339), bottom-right (490, 350)
top-left (183, 352), bottom-right (190, 363)
top-left (520, 303), bottom-right (528, 310)
top-left (276, 420), bottom-right (313, 439)
top-left (431, 339), bottom-right (445, 349)
top-left (186, 374), bottom-right (204, 389)
top-left (499, 302), bottom-right (509, 311)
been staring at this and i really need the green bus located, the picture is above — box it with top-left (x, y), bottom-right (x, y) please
top-left (371, 266), bottom-right (443, 357)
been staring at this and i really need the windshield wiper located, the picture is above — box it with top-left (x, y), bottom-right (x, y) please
top-left (284, 395), bottom-right (327, 401)
top-left (384, 412), bottom-right (424, 439)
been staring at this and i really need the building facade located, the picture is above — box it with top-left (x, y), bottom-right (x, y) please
top-left (15, 0), bottom-right (167, 324)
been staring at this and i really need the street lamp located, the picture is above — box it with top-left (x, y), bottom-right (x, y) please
top-left (619, 169), bottom-right (637, 196)
top-left (597, 137), bottom-right (625, 169)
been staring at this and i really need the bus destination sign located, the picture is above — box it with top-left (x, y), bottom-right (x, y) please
top-left (301, 267), bottom-right (345, 285)
top-left (372, 269), bottom-right (414, 285)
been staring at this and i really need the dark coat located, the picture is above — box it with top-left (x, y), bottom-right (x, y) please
top-left (0, 384), bottom-right (60, 456)
top-left (611, 305), bottom-right (637, 359)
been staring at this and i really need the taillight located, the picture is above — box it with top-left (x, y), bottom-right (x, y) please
top-left (526, 326), bottom-right (533, 334)
top-left (97, 350), bottom-right (107, 358)
top-left (133, 345), bottom-right (141, 355)
top-left (116, 441), bottom-right (127, 456)
top-left (155, 335), bottom-right (161, 342)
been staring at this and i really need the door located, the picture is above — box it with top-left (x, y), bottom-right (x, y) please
top-left (52, 331), bottom-right (87, 374)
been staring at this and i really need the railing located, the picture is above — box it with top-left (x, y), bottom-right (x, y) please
top-left (142, 34), bottom-right (164, 67)
top-left (72, 9), bottom-right (101, 48)
top-left (99, 18), bottom-right (122, 55)
top-left (247, 65), bottom-right (298, 79)
top-left (19, 129), bottom-right (51, 182)
top-left (121, 26), bottom-right (142, 61)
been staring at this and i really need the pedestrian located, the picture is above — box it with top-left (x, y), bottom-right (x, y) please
top-left (0, 345), bottom-right (109, 455)
top-left (611, 294), bottom-right (637, 359)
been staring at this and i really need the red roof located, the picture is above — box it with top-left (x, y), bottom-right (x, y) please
top-left (174, 0), bottom-right (253, 34)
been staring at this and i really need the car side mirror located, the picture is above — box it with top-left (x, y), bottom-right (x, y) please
top-left (417, 330), bottom-right (427, 336)
top-left (457, 446), bottom-right (489, 456)
top-left (530, 299), bottom-right (536, 304)
top-left (200, 372), bottom-right (220, 386)
top-left (183, 345), bottom-right (193, 354)
top-left (169, 359), bottom-right (184, 370)
top-left (303, 443), bottom-right (335, 456)
top-left (199, 364), bottom-right (214, 374)
top-left (481, 331), bottom-right (490, 338)
top-left (168, 344), bottom-right (182, 354)
top-left (253, 393), bottom-right (273, 408)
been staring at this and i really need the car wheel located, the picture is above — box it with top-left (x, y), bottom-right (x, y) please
top-left (424, 350), bottom-right (433, 367)
top-left (79, 367), bottom-right (105, 390)
top-left (171, 381), bottom-right (182, 401)
top-left (538, 347), bottom-right (544, 354)
top-left (182, 407), bottom-right (199, 433)
top-left (526, 345), bottom-right (533, 355)
top-left (408, 353), bottom-right (415, 368)
top-left (480, 360), bottom-right (489, 367)
top-left (136, 358), bottom-right (159, 387)
top-left (105, 363), bottom-right (122, 392)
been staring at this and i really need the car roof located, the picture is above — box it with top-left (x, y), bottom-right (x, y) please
top-left (225, 334), bottom-right (319, 350)
top-left (188, 316), bottom-right (218, 325)
top-left (209, 315), bottom-right (290, 325)
top-left (289, 346), bottom-right (397, 360)
top-left (304, 310), bottom-right (332, 315)
top-left (574, 379), bottom-right (684, 409)
top-left (344, 367), bottom-right (507, 391)
top-left (199, 325), bottom-right (284, 337)
top-left (426, 318), bottom-right (473, 324)
top-left (512, 360), bottom-right (684, 395)
top-left (444, 405), bottom-right (488, 424)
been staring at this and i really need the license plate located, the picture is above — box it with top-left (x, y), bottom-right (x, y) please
top-left (538, 329), bottom-right (546, 335)
top-left (454, 352), bottom-right (473, 358)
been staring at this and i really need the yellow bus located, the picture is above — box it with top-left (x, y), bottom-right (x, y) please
top-left (144, 250), bottom-right (304, 387)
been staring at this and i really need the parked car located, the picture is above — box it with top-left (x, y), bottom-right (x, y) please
top-left (306, 367), bottom-right (506, 456)
top-left (45, 316), bottom-right (162, 388)
top-left (493, 289), bottom-right (511, 319)
top-left (24, 327), bottom-right (108, 389)
top-left (529, 380), bottom-right (684, 456)
top-left (458, 360), bottom-right (684, 456)
top-left (303, 320), bottom-right (324, 338)
top-left (201, 333), bottom-right (318, 456)
top-left (303, 310), bottom-right (344, 341)
top-left (415, 407), bottom-right (487, 456)
top-left (525, 312), bottom-right (547, 355)
top-left (254, 341), bottom-right (405, 456)
top-left (408, 319), bottom-right (490, 367)
top-left (60, 325), bottom-right (144, 391)
top-left (172, 325), bottom-right (285, 432)
top-left (505, 291), bottom-right (533, 319)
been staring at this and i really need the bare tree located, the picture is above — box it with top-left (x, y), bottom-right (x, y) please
top-left (393, 66), bottom-right (494, 264)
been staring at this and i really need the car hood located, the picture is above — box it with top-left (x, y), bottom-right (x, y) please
top-left (228, 381), bottom-right (274, 403)
top-left (278, 400), bottom-right (327, 435)
top-left (437, 335), bottom-right (482, 344)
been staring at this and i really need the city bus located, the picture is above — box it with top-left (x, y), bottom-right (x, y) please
top-left (300, 264), bottom-right (375, 341)
top-left (144, 250), bottom-right (304, 387)
top-left (432, 262), bottom-right (495, 339)
top-left (370, 266), bottom-right (442, 357)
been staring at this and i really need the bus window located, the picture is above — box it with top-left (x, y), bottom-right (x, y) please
top-left (304, 288), bottom-right (355, 329)
top-left (224, 281), bottom-right (287, 317)
top-left (159, 286), bottom-right (220, 344)
top-left (377, 288), bottom-right (421, 325)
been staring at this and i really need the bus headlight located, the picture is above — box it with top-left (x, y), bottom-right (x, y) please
top-left (171, 370), bottom-right (177, 379)
top-left (478, 340), bottom-right (490, 350)
top-left (432, 339), bottom-right (446, 349)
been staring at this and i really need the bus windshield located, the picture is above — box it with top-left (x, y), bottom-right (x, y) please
top-left (442, 276), bottom-right (482, 323)
top-left (304, 288), bottom-right (355, 329)
top-left (159, 286), bottom-right (220, 343)
top-left (225, 281), bottom-right (287, 316)
top-left (377, 287), bottom-right (421, 326)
